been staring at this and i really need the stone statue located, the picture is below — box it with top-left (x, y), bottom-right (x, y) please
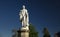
top-left (19, 5), bottom-right (29, 30)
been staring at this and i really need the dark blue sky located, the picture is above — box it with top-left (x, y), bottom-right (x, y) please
top-left (0, 0), bottom-right (60, 37)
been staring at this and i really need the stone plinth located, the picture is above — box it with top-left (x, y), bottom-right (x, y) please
top-left (17, 27), bottom-right (29, 37)
top-left (21, 27), bottom-right (29, 37)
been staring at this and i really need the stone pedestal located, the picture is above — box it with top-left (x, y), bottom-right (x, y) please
top-left (17, 27), bottom-right (29, 37)
top-left (21, 30), bottom-right (29, 37)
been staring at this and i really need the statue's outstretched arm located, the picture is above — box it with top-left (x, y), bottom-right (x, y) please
top-left (20, 10), bottom-right (23, 22)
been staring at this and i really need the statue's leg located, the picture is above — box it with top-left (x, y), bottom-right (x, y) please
top-left (22, 21), bottom-right (23, 27)
top-left (24, 16), bottom-right (27, 27)
top-left (27, 17), bottom-right (29, 26)
top-left (25, 19), bottom-right (27, 26)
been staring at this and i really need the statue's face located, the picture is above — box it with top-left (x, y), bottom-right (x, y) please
top-left (23, 5), bottom-right (25, 9)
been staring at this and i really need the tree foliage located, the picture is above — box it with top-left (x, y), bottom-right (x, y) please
top-left (29, 23), bottom-right (38, 37)
top-left (43, 28), bottom-right (50, 37)
top-left (54, 32), bottom-right (60, 37)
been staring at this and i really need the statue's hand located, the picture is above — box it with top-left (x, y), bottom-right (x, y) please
top-left (20, 19), bottom-right (22, 22)
top-left (20, 17), bottom-right (24, 22)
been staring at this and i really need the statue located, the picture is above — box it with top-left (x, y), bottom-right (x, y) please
top-left (19, 5), bottom-right (29, 30)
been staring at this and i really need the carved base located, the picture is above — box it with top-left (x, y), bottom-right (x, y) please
top-left (21, 27), bottom-right (29, 37)
top-left (17, 27), bottom-right (29, 37)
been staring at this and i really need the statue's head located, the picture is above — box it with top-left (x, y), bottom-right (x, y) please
top-left (23, 5), bottom-right (25, 9)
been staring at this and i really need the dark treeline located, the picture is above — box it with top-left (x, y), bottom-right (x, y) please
top-left (12, 24), bottom-right (60, 37)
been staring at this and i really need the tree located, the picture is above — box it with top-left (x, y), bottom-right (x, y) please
top-left (12, 29), bottom-right (18, 37)
top-left (29, 23), bottom-right (38, 37)
top-left (43, 27), bottom-right (50, 37)
top-left (54, 32), bottom-right (60, 37)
